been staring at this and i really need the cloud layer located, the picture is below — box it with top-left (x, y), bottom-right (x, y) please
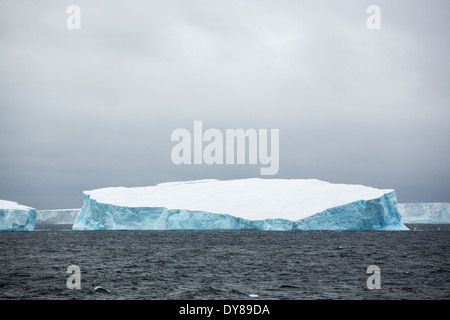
top-left (1, 0), bottom-right (449, 209)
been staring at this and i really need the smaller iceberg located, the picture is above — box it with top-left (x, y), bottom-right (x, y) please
top-left (398, 203), bottom-right (450, 224)
top-left (36, 209), bottom-right (80, 225)
top-left (0, 200), bottom-right (36, 231)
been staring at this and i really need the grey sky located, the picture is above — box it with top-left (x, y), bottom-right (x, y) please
top-left (0, 0), bottom-right (449, 209)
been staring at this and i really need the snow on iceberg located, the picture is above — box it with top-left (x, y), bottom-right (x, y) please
top-left (73, 179), bottom-right (408, 231)
top-left (0, 200), bottom-right (36, 231)
top-left (36, 209), bottom-right (80, 225)
top-left (398, 203), bottom-right (450, 224)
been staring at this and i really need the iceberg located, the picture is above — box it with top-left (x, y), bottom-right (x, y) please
top-left (398, 203), bottom-right (450, 224)
top-left (0, 200), bottom-right (36, 231)
top-left (36, 209), bottom-right (80, 225)
top-left (73, 178), bottom-right (408, 231)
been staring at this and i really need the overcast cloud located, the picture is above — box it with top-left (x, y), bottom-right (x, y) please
top-left (0, 0), bottom-right (449, 209)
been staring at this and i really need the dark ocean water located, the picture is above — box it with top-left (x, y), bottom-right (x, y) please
top-left (0, 224), bottom-right (449, 300)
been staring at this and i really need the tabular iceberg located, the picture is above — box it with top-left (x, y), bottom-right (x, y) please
top-left (0, 200), bottom-right (36, 231)
top-left (73, 178), bottom-right (408, 231)
top-left (36, 209), bottom-right (80, 225)
top-left (398, 203), bottom-right (450, 224)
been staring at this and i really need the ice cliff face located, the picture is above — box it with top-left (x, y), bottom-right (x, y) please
top-left (0, 200), bottom-right (36, 231)
top-left (398, 203), bottom-right (450, 224)
top-left (36, 209), bottom-right (80, 224)
top-left (73, 179), bottom-right (408, 231)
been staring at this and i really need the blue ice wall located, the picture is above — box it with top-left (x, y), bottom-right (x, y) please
top-left (0, 208), bottom-right (36, 231)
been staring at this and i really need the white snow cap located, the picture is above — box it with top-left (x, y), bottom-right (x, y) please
top-left (83, 178), bottom-right (394, 221)
top-left (0, 200), bottom-right (34, 211)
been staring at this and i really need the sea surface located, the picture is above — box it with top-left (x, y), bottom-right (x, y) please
top-left (0, 224), bottom-right (449, 300)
